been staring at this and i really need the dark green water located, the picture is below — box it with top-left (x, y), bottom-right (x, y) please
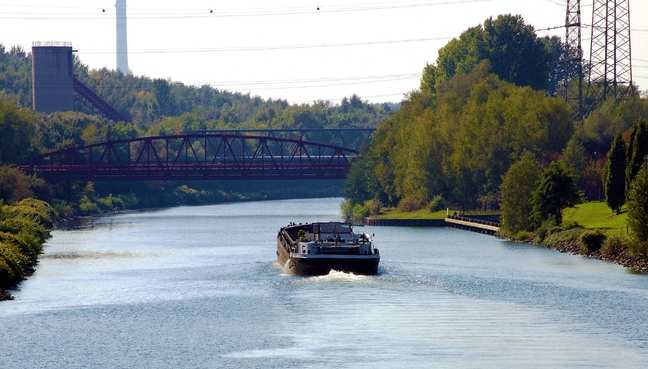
top-left (2, 198), bottom-right (647, 368)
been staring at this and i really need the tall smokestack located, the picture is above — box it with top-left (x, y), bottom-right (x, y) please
top-left (116, 0), bottom-right (129, 74)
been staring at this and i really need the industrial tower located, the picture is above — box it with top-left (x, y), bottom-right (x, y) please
top-left (588, 0), bottom-right (633, 98)
top-left (563, 0), bottom-right (583, 118)
top-left (116, 0), bottom-right (129, 74)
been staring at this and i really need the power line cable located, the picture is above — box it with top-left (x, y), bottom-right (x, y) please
top-left (0, 0), bottom-right (493, 20)
top-left (80, 37), bottom-right (452, 55)
top-left (227, 75), bottom-right (419, 91)
top-left (210, 73), bottom-right (420, 87)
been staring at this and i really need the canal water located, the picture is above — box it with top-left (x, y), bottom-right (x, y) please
top-left (2, 198), bottom-right (648, 368)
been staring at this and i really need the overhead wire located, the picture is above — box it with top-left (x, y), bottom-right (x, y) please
top-left (80, 37), bottom-right (452, 55)
top-left (0, 0), bottom-right (493, 20)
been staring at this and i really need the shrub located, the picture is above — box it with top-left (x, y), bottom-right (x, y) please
top-left (629, 240), bottom-right (648, 259)
top-left (79, 196), bottom-right (100, 214)
top-left (601, 235), bottom-right (630, 258)
top-left (0, 166), bottom-right (33, 203)
top-left (543, 228), bottom-right (585, 249)
top-left (0, 231), bottom-right (39, 263)
top-left (579, 230), bottom-right (607, 254)
top-left (3, 198), bottom-right (54, 227)
top-left (398, 196), bottom-right (424, 212)
top-left (533, 218), bottom-right (559, 243)
top-left (0, 257), bottom-right (17, 288)
top-left (52, 200), bottom-right (74, 219)
top-left (16, 231), bottom-right (43, 259)
top-left (0, 243), bottom-right (30, 279)
top-left (97, 194), bottom-right (125, 211)
top-left (118, 193), bottom-right (139, 208)
top-left (341, 200), bottom-right (354, 222)
top-left (364, 199), bottom-right (382, 216)
top-left (0, 216), bottom-right (49, 243)
top-left (427, 195), bottom-right (446, 212)
top-left (562, 220), bottom-right (582, 230)
top-left (351, 204), bottom-right (369, 224)
top-left (512, 231), bottom-right (535, 242)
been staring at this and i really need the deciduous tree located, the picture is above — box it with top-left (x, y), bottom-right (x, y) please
top-left (531, 161), bottom-right (581, 226)
top-left (500, 153), bottom-right (542, 233)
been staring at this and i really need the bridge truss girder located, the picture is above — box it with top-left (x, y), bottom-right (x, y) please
top-left (28, 133), bottom-right (358, 181)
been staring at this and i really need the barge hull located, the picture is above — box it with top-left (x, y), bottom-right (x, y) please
top-left (277, 241), bottom-right (379, 276)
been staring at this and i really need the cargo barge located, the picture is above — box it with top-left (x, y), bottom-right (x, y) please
top-left (277, 222), bottom-right (380, 276)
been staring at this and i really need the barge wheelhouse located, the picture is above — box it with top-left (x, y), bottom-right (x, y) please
top-left (277, 222), bottom-right (380, 276)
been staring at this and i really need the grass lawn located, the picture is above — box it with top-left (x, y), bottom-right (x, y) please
top-left (563, 201), bottom-right (629, 234)
top-left (373, 208), bottom-right (450, 220)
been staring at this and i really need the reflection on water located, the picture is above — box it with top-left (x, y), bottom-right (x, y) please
top-left (1, 198), bottom-right (648, 369)
top-left (42, 251), bottom-right (136, 259)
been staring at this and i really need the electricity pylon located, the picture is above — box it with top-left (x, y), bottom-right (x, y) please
top-left (588, 0), bottom-right (633, 99)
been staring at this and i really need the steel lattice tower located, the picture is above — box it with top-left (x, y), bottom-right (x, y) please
top-left (563, 0), bottom-right (583, 118)
top-left (588, 0), bottom-right (633, 98)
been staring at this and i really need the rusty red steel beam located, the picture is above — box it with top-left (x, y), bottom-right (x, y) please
top-left (26, 132), bottom-right (360, 181)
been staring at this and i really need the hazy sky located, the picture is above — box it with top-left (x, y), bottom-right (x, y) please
top-left (1, 0), bottom-right (647, 104)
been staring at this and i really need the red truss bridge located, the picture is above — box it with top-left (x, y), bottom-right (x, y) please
top-left (25, 129), bottom-right (374, 181)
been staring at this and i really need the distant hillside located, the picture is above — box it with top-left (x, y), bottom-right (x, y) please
top-left (0, 44), bottom-right (398, 128)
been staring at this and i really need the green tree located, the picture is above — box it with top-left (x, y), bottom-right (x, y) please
top-left (435, 15), bottom-right (552, 90)
top-left (420, 64), bottom-right (438, 96)
top-left (627, 163), bottom-right (648, 243)
top-left (344, 158), bottom-right (374, 205)
top-left (605, 134), bottom-right (627, 214)
top-left (0, 166), bottom-right (33, 203)
top-left (0, 98), bottom-right (37, 164)
top-left (500, 153), bottom-right (542, 233)
top-left (562, 136), bottom-right (587, 185)
top-left (627, 122), bottom-right (648, 186)
top-left (532, 161), bottom-right (581, 226)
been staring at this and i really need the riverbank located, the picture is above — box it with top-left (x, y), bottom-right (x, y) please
top-left (364, 202), bottom-right (648, 273)
top-left (5, 197), bottom-right (648, 369)
top-left (2, 189), bottom-right (345, 301)
top-left (0, 199), bottom-right (54, 301)
top-left (508, 202), bottom-right (647, 273)
top-left (507, 227), bottom-right (648, 273)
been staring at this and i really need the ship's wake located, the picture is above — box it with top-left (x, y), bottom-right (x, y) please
top-left (308, 270), bottom-right (371, 282)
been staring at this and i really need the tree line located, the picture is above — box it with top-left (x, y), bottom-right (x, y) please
top-left (0, 42), bottom-right (402, 295)
top-left (1, 44), bottom-right (396, 127)
top-left (344, 14), bottom-right (648, 259)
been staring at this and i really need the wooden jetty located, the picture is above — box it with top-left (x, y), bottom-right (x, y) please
top-left (444, 215), bottom-right (500, 235)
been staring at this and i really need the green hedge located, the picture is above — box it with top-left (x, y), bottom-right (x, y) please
top-left (0, 198), bottom-right (54, 295)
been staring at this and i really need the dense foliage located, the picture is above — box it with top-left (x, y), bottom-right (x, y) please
top-left (626, 122), bottom-right (648, 186)
top-left (0, 199), bottom-right (53, 299)
top-left (500, 153), bottom-right (541, 234)
top-left (346, 62), bottom-right (572, 209)
top-left (531, 161), bottom-right (581, 226)
top-left (0, 44), bottom-right (395, 128)
top-left (604, 134), bottom-right (627, 214)
top-left (0, 40), bottom-right (401, 217)
top-left (346, 14), bottom-right (647, 247)
top-left (627, 164), bottom-right (648, 247)
top-left (423, 15), bottom-right (565, 95)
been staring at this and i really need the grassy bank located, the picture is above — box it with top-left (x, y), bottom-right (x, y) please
top-left (563, 201), bottom-right (629, 234)
top-left (506, 201), bottom-right (646, 273)
top-left (372, 208), bottom-right (449, 220)
top-left (0, 199), bottom-right (54, 301)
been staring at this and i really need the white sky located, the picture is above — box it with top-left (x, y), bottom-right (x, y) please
top-left (1, 0), bottom-right (647, 104)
